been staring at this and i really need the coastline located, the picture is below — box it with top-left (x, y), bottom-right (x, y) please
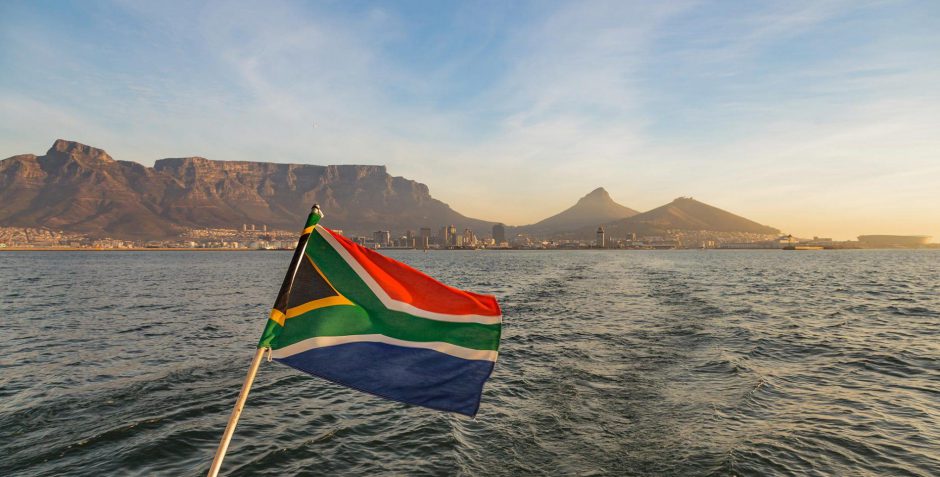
top-left (0, 247), bottom-right (263, 252)
top-left (1, 246), bottom-right (936, 252)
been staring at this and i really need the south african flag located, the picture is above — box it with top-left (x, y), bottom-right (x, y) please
top-left (257, 207), bottom-right (502, 416)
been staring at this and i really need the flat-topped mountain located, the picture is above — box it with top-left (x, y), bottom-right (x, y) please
top-left (518, 187), bottom-right (638, 236)
top-left (0, 140), bottom-right (493, 239)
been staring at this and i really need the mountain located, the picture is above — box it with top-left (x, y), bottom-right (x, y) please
top-left (517, 187), bottom-right (638, 237)
top-left (623, 197), bottom-right (779, 234)
top-left (0, 140), bottom-right (177, 239)
top-left (562, 197), bottom-right (780, 239)
top-left (0, 140), bottom-right (493, 239)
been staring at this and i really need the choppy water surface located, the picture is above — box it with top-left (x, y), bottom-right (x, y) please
top-left (1, 250), bottom-right (938, 476)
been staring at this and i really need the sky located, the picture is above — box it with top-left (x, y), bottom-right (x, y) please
top-left (1, 0), bottom-right (938, 240)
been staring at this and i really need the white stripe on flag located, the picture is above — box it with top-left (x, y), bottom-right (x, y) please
top-left (271, 334), bottom-right (499, 362)
top-left (316, 226), bottom-right (501, 325)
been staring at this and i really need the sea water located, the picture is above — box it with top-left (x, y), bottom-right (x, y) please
top-left (1, 250), bottom-right (938, 476)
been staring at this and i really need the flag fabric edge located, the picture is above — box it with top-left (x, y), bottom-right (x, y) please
top-left (256, 208), bottom-right (502, 417)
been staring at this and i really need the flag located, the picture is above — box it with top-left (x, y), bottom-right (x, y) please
top-left (258, 208), bottom-right (502, 416)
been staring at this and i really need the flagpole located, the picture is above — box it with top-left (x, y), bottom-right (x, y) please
top-left (208, 204), bottom-right (323, 476)
top-left (207, 347), bottom-right (266, 477)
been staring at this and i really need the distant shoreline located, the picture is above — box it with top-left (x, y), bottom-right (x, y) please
top-left (0, 247), bottom-right (261, 252)
top-left (1, 246), bottom-right (937, 252)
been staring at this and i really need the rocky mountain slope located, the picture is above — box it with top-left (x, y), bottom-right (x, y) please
top-left (0, 140), bottom-right (493, 239)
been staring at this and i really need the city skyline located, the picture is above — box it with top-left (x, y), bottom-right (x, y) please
top-left (2, 1), bottom-right (939, 240)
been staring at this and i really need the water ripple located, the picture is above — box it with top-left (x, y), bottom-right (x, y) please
top-left (0, 250), bottom-right (938, 475)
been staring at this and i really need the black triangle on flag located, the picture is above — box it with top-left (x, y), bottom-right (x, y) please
top-left (287, 256), bottom-right (339, 309)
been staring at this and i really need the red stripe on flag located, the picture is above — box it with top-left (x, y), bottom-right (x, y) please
top-left (324, 228), bottom-right (502, 317)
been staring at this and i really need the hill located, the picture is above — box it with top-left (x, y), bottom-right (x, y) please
top-left (517, 187), bottom-right (638, 237)
top-left (0, 140), bottom-right (494, 239)
top-left (563, 197), bottom-right (779, 239)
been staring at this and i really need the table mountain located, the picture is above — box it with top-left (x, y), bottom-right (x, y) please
top-left (0, 140), bottom-right (494, 239)
top-left (517, 187), bottom-right (638, 237)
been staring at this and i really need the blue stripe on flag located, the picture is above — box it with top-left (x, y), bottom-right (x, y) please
top-left (276, 342), bottom-right (496, 416)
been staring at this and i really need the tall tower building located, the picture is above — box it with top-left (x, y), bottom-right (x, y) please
top-left (447, 225), bottom-right (457, 247)
top-left (419, 227), bottom-right (432, 249)
top-left (596, 226), bottom-right (606, 248)
top-left (492, 223), bottom-right (506, 245)
top-left (439, 226), bottom-right (449, 246)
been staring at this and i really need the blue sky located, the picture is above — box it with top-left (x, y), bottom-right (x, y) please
top-left (1, 0), bottom-right (938, 239)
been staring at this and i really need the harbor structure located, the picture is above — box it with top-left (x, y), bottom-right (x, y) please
top-left (858, 235), bottom-right (931, 248)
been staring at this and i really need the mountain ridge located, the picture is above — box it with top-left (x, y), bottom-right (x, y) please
top-left (558, 196), bottom-right (780, 240)
top-left (0, 139), bottom-right (494, 239)
top-left (623, 197), bottom-right (780, 234)
top-left (1, 140), bottom-right (782, 242)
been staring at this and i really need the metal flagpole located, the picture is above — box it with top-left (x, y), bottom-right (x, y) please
top-left (207, 347), bottom-right (267, 477)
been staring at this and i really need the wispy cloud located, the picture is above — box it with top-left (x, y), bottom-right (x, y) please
top-left (1, 0), bottom-right (938, 239)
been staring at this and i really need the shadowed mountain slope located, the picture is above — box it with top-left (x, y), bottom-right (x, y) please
top-left (0, 140), bottom-right (493, 239)
top-left (518, 187), bottom-right (638, 237)
top-left (561, 197), bottom-right (780, 240)
top-left (622, 197), bottom-right (779, 234)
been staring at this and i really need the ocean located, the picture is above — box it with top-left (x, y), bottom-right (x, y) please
top-left (1, 250), bottom-right (938, 476)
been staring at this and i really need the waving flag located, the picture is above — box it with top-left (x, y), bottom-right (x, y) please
top-left (257, 208), bottom-right (502, 416)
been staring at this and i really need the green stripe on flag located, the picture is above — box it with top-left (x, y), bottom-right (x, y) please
top-left (303, 231), bottom-right (389, 311)
top-left (259, 227), bottom-right (501, 354)
top-left (272, 305), bottom-right (501, 351)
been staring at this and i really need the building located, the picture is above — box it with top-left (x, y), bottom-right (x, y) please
top-left (596, 226), bottom-right (606, 248)
top-left (492, 223), bottom-right (506, 245)
top-left (419, 227), bottom-right (432, 249)
top-left (438, 226), bottom-right (450, 246)
top-left (373, 230), bottom-right (391, 247)
top-left (718, 241), bottom-right (781, 249)
top-left (511, 234), bottom-right (532, 248)
top-left (647, 239), bottom-right (679, 249)
top-left (462, 228), bottom-right (476, 247)
top-left (805, 236), bottom-right (833, 247)
top-left (858, 235), bottom-right (931, 248)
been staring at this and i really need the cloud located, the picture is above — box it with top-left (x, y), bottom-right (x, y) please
top-left (1, 0), bottom-right (938, 239)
